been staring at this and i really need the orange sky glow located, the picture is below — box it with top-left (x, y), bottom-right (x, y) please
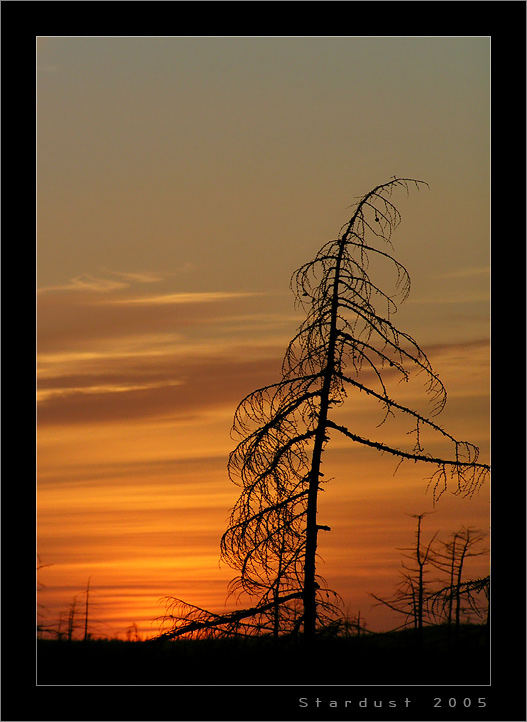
top-left (37, 36), bottom-right (490, 640)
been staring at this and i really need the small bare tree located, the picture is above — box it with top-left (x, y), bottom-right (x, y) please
top-left (66, 594), bottom-right (79, 642)
top-left (37, 556), bottom-right (53, 639)
top-left (126, 622), bottom-right (141, 642)
top-left (371, 512), bottom-right (439, 635)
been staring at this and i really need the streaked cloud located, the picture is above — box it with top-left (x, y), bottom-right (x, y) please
top-left (38, 274), bottom-right (129, 294)
top-left (107, 290), bottom-right (264, 306)
top-left (37, 379), bottom-right (184, 404)
top-left (37, 353), bottom-right (282, 426)
top-left (105, 270), bottom-right (175, 284)
top-left (38, 270), bottom-right (175, 295)
top-left (37, 292), bottom-right (278, 363)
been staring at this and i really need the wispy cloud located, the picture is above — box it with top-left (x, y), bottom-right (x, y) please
top-left (38, 275), bottom-right (129, 294)
top-left (37, 350), bottom-right (282, 427)
top-left (37, 277), bottom-right (284, 429)
top-left (37, 379), bottom-right (184, 404)
top-left (37, 284), bottom-right (277, 357)
top-left (38, 270), bottom-right (176, 295)
top-left (107, 291), bottom-right (264, 306)
top-left (105, 270), bottom-right (174, 284)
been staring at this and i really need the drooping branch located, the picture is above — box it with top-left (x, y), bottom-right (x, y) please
top-left (154, 591), bottom-right (305, 641)
top-left (325, 419), bottom-right (488, 499)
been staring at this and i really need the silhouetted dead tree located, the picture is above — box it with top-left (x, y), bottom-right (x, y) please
top-left (428, 528), bottom-right (488, 628)
top-left (156, 177), bottom-right (490, 642)
top-left (66, 594), bottom-right (79, 642)
top-left (372, 519), bottom-right (489, 635)
top-left (371, 512), bottom-right (439, 634)
top-left (37, 556), bottom-right (53, 639)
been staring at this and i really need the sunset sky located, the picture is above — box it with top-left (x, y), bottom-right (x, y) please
top-left (37, 36), bottom-right (490, 640)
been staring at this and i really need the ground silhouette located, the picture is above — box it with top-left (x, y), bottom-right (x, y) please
top-left (37, 623), bottom-right (489, 686)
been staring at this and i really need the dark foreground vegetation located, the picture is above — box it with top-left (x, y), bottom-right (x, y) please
top-left (37, 624), bottom-right (489, 686)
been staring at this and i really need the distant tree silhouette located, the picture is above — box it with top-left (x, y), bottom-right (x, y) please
top-left (156, 177), bottom-right (490, 642)
top-left (126, 622), bottom-right (141, 642)
top-left (371, 512), bottom-right (439, 636)
top-left (66, 594), bottom-right (80, 642)
top-left (371, 516), bottom-right (489, 636)
top-left (37, 556), bottom-right (52, 639)
top-left (428, 527), bottom-right (488, 629)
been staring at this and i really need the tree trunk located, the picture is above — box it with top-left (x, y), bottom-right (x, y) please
top-left (455, 542), bottom-right (468, 632)
top-left (83, 577), bottom-right (91, 642)
top-left (302, 218), bottom-right (350, 640)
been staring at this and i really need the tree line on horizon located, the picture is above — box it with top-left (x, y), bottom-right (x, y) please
top-left (37, 566), bottom-right (146, 643)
